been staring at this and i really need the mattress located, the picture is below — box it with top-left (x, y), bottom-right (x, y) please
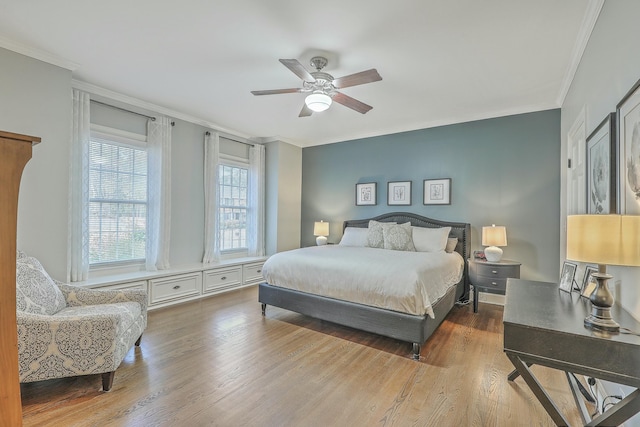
top-left (261, 245), bottom-right (464, 318)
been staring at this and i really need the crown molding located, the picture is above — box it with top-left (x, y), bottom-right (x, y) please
top-left (556, 0), bottom-right (605, 106)
top-left (0, 35), bottom-right (79, 71)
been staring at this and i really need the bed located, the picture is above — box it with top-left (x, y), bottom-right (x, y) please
top-left (258, 212), bottom-right (470, 359)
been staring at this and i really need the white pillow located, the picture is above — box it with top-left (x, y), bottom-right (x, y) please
top-left (383, 223), bottom-right (416, 251)
top-left (339, 227), bottom-right (369, 247)
top-left (412, 226), bottom-right (451, 252)
top-left (366, 220), bottom-right (397, 248)
top-left (445, 237), bottom-right (458, 253)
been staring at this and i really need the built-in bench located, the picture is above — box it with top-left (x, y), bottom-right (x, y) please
top-left (74, 257), bottom-right (267, 310)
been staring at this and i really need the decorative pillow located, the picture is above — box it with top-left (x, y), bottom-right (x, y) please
top-left (16, 256), bottom-right (66, 315)
top-left (412, 226), bottom-right (451, 252)
top-left (366, 220), bottom-right (396, 248)
top-left (383, 222), bottom-right (416, 251)
top-left (339, 227), bottom-right (369, 247)
top-left (445, 237), bottom-right (458, 253)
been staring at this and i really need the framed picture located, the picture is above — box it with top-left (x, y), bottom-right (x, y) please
top-left (581, 265), bottom-right (598, 298)
top-left (617, 78), bottom-right (640, 214)
top-left (559, 261), bottom-right (577, 293)
top-left (586, 113), bottom-right (617, 214)
top-left (423, 178), bottom-right (451, 205)
top-left (355, 182), bottom-right (377, 206)
top-left (387, 181), bottom-right (412, 205)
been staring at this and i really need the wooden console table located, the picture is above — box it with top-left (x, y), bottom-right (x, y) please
top-left (0, 131), bottom-right (40, 427)
top-left (503, 279), bottom-right (640, 426)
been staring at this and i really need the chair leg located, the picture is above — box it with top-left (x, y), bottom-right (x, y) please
top-left (102, 371), bottom-right (115, 391)
top-left (135, 334), bottom-right (143, 346)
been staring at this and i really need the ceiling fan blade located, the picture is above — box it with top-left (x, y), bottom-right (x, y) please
top-left (332, 92), bottom-right (373, 114)
top-left (279, 59), bottom-right (316, 82)
top-left (251, 88), bottom-right (302, 96)
top-left (299, 104), bottom-right (313, 117)
top-left (332, 69), bottom-right (382, 89)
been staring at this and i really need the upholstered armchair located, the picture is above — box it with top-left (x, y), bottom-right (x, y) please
top-left (15, 252), bottom-right (147, 391)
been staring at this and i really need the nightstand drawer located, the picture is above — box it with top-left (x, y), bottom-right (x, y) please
top-left (472, 263), bottom-right (520, 279)
top-left (472, 275), bottom-right (508, 291)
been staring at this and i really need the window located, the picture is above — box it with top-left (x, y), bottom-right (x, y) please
top-left (89, 135), bottom-right (148, 265)
top-left (218, 163), bottom-right (248, 251)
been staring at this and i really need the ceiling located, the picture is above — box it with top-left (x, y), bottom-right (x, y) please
top-left (0, 0), bottom-right (600, 147)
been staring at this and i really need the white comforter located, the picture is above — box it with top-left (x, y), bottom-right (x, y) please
top-left (261, 246), bottom-right (464, 318)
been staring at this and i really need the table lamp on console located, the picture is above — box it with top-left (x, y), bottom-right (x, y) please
top-left (566, 214), bottom-right (640, 332)
top-left (482, 224), bottom-right (507, 262)
top-left (314, 220), bottom-right (329, 246)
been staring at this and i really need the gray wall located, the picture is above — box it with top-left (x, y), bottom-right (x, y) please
top-left (302, 109), bottom-right (561, 282)
top-left (561, 0), bottom-right (640, 319)
top-left (0, 48), bottom-right (72, 280)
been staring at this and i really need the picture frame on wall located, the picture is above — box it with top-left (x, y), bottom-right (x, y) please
top-left (580, 265), bottom-right (598, 298)
top-left (559, 261), bottom-right (577, 293)
top-left (387, 181), bottom-right (412, 205)
top-left (423, 178), bottom-right (451, 205)
top-left (586, 112), bottom-right (617, 214)
top-left (617, 78), bottom-right (640, 214)
top-left (355, 182), bottom-right (377, 206)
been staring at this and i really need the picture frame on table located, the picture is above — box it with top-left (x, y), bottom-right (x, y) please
top-left (617, 78), bottom-right (640, 214)
top-left (586, 112), bottom-right (617, 214)
top-left (355, 182), bottom-right (377, 206)
top-left (559, 261), bottom-right (577, 293)
top-left (423, 178), bottom-right (451, 205)
top-left (387, 181), bottom-right (412, 205)
top-left (581, 265), bottom-right (598, 298)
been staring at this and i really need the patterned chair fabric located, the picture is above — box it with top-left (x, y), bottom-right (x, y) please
top-left (16, 253), bottom-right (147, 390)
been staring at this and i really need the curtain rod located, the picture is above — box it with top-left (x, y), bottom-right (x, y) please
top-left (205, 131), bottom-right (254, 147)
top-left (90, 99), bottom-right (156, 121)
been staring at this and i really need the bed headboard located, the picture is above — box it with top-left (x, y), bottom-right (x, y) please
top-left (343, 212), bottom-right (471, 301)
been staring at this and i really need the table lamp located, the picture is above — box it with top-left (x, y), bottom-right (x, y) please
top-left (482, 225), bottom-right (507, 262)
top-left (314, 220), bottom-right (329, 246)
top-left (566, 214), bottom-right (640, 332)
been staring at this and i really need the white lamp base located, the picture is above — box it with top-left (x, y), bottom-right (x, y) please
top-left (316, 236), bottom-right (328, 246)
top-left (485, 246), bottom-right (503, 262)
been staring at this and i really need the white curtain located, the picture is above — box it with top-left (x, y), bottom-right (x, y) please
top-left (67, 89), bottom-right (90, 282)
top-left (146, 117), bottom-right (172, 270)
top-left (202, 132), bottom-right (221, 263)
top-left (247, 143), bottom-right (265, 257)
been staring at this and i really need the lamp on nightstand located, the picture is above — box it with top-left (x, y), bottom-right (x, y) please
top-left (482, 225), bottom-right (507, 262)
top-left (567, 215), bottom-right (640, 332)
top-left (314, 220), bottom-right (329, 246)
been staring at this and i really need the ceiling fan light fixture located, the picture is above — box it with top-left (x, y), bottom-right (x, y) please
top-left (305, 91), bottom-right (332, 112)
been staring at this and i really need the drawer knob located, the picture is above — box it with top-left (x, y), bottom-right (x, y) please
top-left (173, 285), bottom-right (181, 290)
top-left (257, 269), bottom-right (262, 273)
top-left (491, 270), bottom-right (498, 274)
top-left (491, 282), bottom-right (497, 286)
top-left (221, 276), bottom-right (227, 280)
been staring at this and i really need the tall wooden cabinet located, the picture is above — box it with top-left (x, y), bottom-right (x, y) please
top-left (0, 131), bottom-right (40, 427)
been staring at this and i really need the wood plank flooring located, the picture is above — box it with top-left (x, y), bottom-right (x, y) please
top-left (20, 286), bottom-right (586, 426)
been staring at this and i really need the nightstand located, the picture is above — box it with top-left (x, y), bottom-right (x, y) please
top-left (468, 258), bottom-right (521, 313)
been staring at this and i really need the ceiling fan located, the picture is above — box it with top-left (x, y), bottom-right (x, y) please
top-left (251, 56), bottom-right (382, 117)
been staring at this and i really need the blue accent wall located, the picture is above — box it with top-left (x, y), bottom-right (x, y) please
top-left (301, 109), bottom-right (560, 282)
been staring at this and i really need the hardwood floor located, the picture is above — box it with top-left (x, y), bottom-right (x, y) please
top-left (21, 286), bottom-right (585, 426)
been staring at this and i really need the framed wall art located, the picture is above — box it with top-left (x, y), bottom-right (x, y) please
top-left (423, 178), bottom-right (451, 205)
top-left (617, 78), bottom-right (640, 214)
top-left (387, 181), bottom-right (412, 205)
top-left (559, 261), bottom-right (577, 293)
top-left (586, 112), bottom-right (616, 214)
top-left (355, 182), bottom-right (377, 206)
top-left (580, 265), bottom-right (598, 298)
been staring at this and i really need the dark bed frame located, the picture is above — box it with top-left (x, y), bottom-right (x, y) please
top-left (258, 212), bottom-right (471, 359)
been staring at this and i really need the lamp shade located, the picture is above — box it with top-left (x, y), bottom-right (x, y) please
top-left (482, 225), bottom-right (507, 247)
top-left (566, 215), bottom-right (640, 267)
top-left (305, 92), bottom-right (332, 112)
top-left (314, 221), bottom-right (329, 237)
